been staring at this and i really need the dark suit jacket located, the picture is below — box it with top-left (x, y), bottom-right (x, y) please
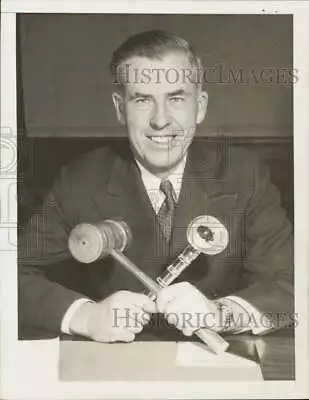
top-left (18, 140), bottom-right (294, 337)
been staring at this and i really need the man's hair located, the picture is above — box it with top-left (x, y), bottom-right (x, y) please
top-left (110, 30), bottom-right (202, 85)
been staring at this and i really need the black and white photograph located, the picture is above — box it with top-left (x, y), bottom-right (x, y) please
top-left (1, 2), bottom-right (309, 399)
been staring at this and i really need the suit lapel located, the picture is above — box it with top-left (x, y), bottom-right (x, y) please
top-left (170, 141), bottom-right (239, 258)
top-left (92, 148), bottom-right (156, 239)
top-left (92, 148), bottom-right (169, 280)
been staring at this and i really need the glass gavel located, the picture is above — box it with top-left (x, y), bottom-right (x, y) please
top-left (68, 216), bottom-right (229, 354)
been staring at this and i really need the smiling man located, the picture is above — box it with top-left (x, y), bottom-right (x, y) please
top-left (19, 30), bottom-right (294, 343)
top-left (111, 50), bottom-right (207, 178)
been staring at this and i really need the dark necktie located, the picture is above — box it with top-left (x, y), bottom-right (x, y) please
top-left (157, 179), bottom-right (176, 243)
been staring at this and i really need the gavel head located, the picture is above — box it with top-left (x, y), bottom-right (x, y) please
top-left (186, 215), bottom-right (229, 255)
top-left (68, 220), bottom-right (132, 263)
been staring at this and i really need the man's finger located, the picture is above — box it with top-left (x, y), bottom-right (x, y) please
top-left (182, 326), bottom-right (195, 336)
top-left (156, 287), bottom-right (178, 313)
top-left (166, 312), bottom-right (178, 326)
top-left (126, 309), bottom-right (149, 332)
top-left (156, 282), bottom-right (194, 308)
top-left (129, 293), bottom-right (155, 308)
top-left (158, 296), bottom-right (188, 316)
top-left (140, 312), bottom-right (151, 325)
top-left (142, 298), bottom-right (157, 314)
top-left (126, 321), bottom-right (144, 334)
top-left (127, 306), bottom-right (147, 326)
top-left (117, 330), bottom-right (136, 343)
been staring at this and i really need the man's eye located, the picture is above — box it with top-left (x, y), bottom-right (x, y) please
top-left (170, 97), bottom-right (185, 103)
top-left (135, 98), bottom-right (150, 104)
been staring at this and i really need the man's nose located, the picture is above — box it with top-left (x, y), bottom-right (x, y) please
top-left (150, 102), bottom-right (171, 130)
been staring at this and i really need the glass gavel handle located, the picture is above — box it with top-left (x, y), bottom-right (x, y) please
top-left (150, 245), bottom-right (229, 353)
top-left (155, 245), bottom-right (200, 288)
top-left (111, 249), bottom-right (229, 354)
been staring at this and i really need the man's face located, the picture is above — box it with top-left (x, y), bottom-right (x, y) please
top-left (112, 52), bottom-right (208, 177)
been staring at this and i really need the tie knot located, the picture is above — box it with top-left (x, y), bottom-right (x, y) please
top-left (159, 179), bottom-right (175, 201)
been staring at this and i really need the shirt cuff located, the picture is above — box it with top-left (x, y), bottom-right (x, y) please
top-left (61, 298), bottom-right (94, 335)
top-left (224, 295), bottom-right (274, 335)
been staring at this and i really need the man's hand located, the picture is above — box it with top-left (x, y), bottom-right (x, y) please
top-left (69, 291), bottom-right (156, 342)
top-left (156, 282), bottom-right (221, 336)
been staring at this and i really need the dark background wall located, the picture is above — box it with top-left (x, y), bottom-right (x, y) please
top-left (19, 14), bottom-right (293, 138)
top-left (17, 14), bottom-right (294, 226)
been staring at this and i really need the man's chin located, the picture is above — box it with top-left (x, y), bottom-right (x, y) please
top-left (131, 145), bottom-right (187, 177)
top-left (142, 159), bottom-right (183, 177)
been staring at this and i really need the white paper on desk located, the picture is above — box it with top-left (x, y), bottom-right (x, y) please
top-left (12, 338), bottom-right (59, 398)
top-left (176, 342), bottom-right (261, 369)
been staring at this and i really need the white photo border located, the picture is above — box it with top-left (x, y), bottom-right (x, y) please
top-left (1, 1), bottom-right (309, 398)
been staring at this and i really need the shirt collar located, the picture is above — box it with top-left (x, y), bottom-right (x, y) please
top-left (135, 156), bottom-right (187, 200)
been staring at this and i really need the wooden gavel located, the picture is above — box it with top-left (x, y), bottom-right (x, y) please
top-left (68, 216), bottom-right (229, 354)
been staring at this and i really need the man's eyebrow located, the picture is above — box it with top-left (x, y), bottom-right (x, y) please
top-left (128, 89), bottom-right (188, 99)
top-left (167, 89), bottom-right (187, 96)
top-left (129, 92), bottom-right (152, 99)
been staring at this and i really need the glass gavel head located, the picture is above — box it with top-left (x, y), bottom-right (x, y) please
top-left (186, 215), bottom-right (229, 255)
top-left (68, 220), bottom-right (132, 263)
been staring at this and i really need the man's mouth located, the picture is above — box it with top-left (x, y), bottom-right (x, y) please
top-left (147, 133), bottom-right (184, 145)
top-left (148, 135), bottom-right (176, 144)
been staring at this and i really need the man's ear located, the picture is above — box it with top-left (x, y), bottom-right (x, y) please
top-left (112, 92), bottom-right (126, 125)
top-left (196, 90), bottom-right (208, 125)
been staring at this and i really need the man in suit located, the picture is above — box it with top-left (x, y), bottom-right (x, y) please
top-left (19, 30), bottom-right (294, 343)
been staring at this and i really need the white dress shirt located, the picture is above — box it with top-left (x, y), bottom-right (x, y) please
top-left (61, 156), bottom-right (273, 335)
top-left (135, 156), bottom-right (186, 211)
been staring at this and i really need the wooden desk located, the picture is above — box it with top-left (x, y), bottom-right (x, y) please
top-left (227, 332), bottom-right (295, 380)
top-left (253, 335), bottom-right (295, 380)
top-left (59, 331), bottom-right (294, 381)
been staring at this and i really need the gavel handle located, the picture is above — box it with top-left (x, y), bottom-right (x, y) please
top-left (195, 328), bottom-right (229, 353)
top-left (111, 249), bottom-right (229, 354)
top-left (111, 249), bottom-right (161, 293)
